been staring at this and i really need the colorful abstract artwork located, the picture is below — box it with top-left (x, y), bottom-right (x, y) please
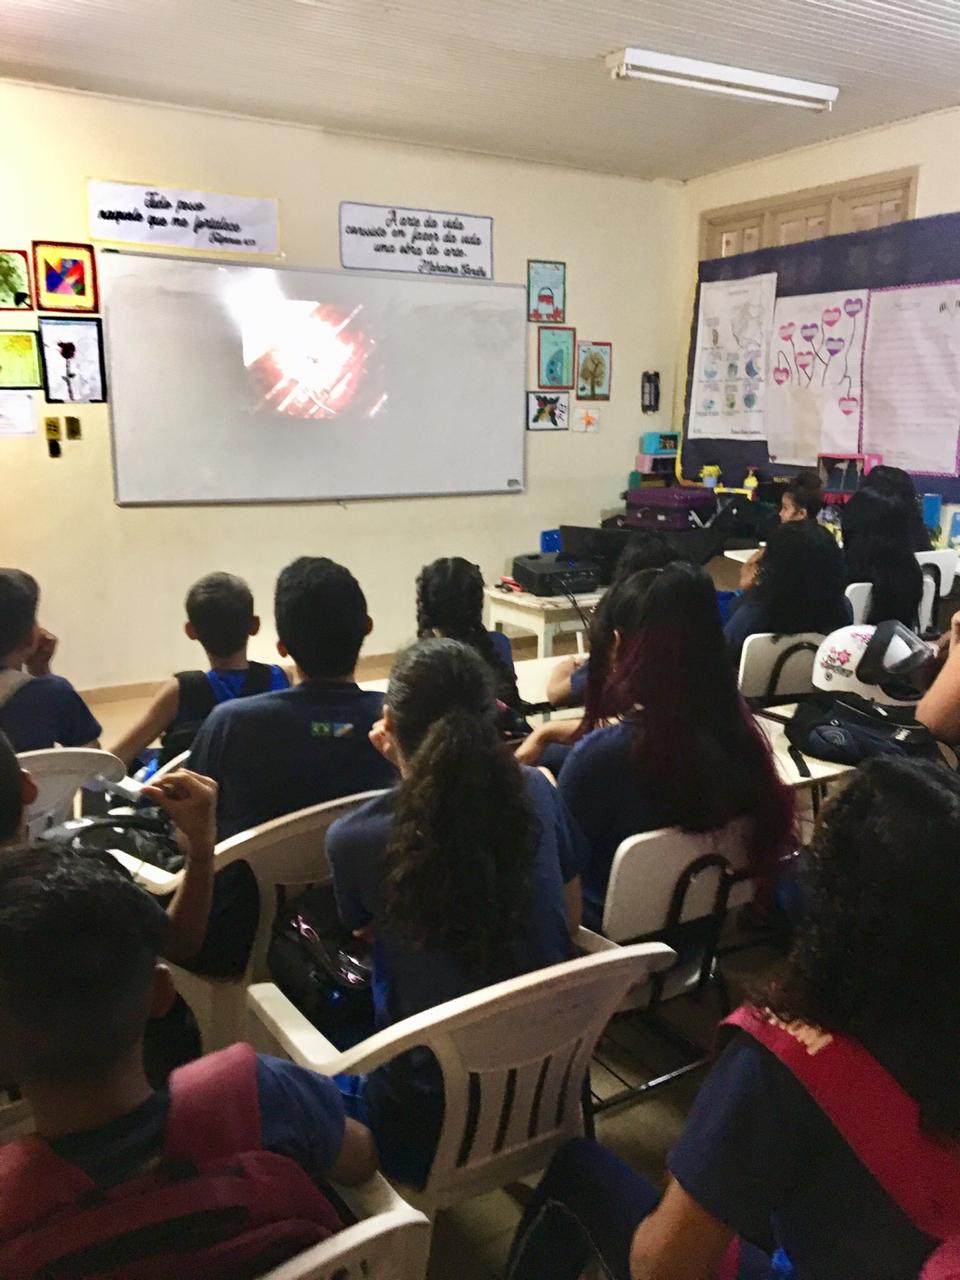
top-left (0, 251), bottom-right (33, 310)
top-left (32, 242), bottom-right (99, 312)
top-left (537, 326), bottom-right (575, 389)
top-left (39, 317), bottom-right (107, 403)
top-left (0, 331), bottom-right (42, 389)
top-left (526, 390), bottom-right (569, 431)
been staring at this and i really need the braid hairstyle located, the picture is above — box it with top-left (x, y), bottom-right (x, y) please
top-left (382, 638), bottom-right (538, 980)
top-left (415, 557), bottom-right (522, 708)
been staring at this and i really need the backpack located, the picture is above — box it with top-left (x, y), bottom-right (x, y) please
top-left (720, 1006), bottom-right (960, 1280)
top-left (0, 1043), bottom-right (343, 1280)
top-left (784, 692), bottom-right (941, 766)
top-left (41, 812), bottom-right (185, 874)
top-left (159, 663), bottom-right (277, 765)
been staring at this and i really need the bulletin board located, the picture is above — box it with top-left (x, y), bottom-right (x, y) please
top-left (681, 211), bottom-right (960, 501)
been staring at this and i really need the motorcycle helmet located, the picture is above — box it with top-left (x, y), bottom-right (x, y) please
top-left (813, 621), bottom-right (936, 705)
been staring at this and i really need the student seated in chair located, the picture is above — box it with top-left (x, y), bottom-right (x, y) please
top-left (778, 469), bottom-right (823, 525)
top-left (507, 757), bottom-right (960, 1280)
top-left (723, 521), bottom-right (851, 667)
top-left (861, 463), bottom-right (931, 552)
top-left (110, 571), bottom-right (289, 772)
top-left (0, 845), bottom-right (377, 1279)
top-left (0, 569), bottom-right (101, 752)
top-left (190, 556), bottom-right (395, 840)
top-left (325, 638), bottom-right (586, 1187)
top-left (558, 563), bottom-right (795, 930)
top-left (842, 488), bottom-right (924, 629)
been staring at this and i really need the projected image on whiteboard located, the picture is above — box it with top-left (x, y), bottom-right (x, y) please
top-left (241, 301), bottom-right (383, 419)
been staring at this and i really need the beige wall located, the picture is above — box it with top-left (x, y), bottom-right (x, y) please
top-left (0, 80), bottom-right (685, 690)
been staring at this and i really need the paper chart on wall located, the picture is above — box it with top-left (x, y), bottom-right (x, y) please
top-left (765, 290), bottom-right (867, 464)
top-left (688, 273), bottom-right (776, 440)
top-left (862, 282), bottom-right (960, 474)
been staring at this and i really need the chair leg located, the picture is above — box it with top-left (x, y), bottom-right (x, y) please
top-left (581, 1073), bottom-right (596, 1142)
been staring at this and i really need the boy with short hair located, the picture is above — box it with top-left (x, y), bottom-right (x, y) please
top-left (190, 557), bottom-right (395, 840)
top-left (0, 569), bottom-right (101, 752)
top-left (110, 571), bottom-right (289, 770)
top-left (0, 845), bottom-right (376, 1277)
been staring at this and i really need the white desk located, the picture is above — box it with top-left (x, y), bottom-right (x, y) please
top-left (361, 655), bottom-right (574, 707)
top-left (724, 546), bottom-right (761, 565)
top-left (484, 586), bottom-right (603, 659)
top-left (754, 705), bottom-right (854, 790)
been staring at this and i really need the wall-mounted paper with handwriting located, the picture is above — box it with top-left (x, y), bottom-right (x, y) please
top-left (339, 202), bottom-right (492, 279)
top-left (88, 180), bottom-right (279, 255)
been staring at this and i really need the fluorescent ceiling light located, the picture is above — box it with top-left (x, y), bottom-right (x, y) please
top-left (606, 48), bottom-right (839, 112)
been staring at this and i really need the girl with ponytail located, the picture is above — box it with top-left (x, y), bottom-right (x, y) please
top-left (326, 637), bottom-right (586, 1186)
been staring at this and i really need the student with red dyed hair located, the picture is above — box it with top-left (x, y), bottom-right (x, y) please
top-left (558, 562), bottom-right (795, 928)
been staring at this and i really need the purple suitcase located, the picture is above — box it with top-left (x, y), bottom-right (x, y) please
top-left (624, 486), bottom-right (716, 531)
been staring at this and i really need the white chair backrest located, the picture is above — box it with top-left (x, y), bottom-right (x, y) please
top-left (844, 582), bottom-right (873, 625)
top-left (919, 571), bottom-right (937, 634)
top-left (260, 1205), bottom-right (430, 1280)
top-left (916, 549), bottom-right (957, 597)
top-left (17, 748), bottom-right (125, 838)
top-left (737, 632), bottom-right (825, 701)
top-left (215, 790), bottom-right (388, 980)
top-left (150, 750), bottom-right (189, 783)
top-left (601, 820), bottom-right (750, 943)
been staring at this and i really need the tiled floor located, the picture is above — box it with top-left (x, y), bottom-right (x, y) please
top-left (86, 603), bottom-right (781, 1280)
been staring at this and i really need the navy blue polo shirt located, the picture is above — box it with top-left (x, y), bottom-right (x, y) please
top-left (0, 676), bottom-right (101, 752)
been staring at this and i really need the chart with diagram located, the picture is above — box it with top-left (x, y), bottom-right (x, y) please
top-left (688, 273), bottom-right (777, 441)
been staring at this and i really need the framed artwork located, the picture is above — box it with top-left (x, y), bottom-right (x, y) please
top-left (537, 325), bottom-right (575, 389)
top-left (576, 340), bottom-right (612, 400)
top-left (0, 251), bottom-right (33, 310)
top-left (573, 406), bottom-right (600, 433)
top-left (39, 317), bottom-right (107, 403)
top-left (0, 331), bottom-right (42, 389)
top-left (32, 241), bottom-right (99, 312)
top-left (527, 390), bottom-right (569, 431)
top-left (527, 260), bottom-right (566, 323)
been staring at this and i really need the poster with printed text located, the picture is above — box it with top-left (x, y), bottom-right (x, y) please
top-left (339, 202), bottom-right (492, 278)
top-left (88, 180), bottom-right (279, 255)
top-left (688, 273), bottom-right (777, 440)
top-left (765, 290), bottom-right (867, 464)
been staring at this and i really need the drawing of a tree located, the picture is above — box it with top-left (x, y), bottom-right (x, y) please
top-left (0, 254), bottom-right (27, 306)
top-left (580, 350), bottom-right (606, 396)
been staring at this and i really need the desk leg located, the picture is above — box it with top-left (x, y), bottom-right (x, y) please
top-left (540, 619), bottom-right (556, 659)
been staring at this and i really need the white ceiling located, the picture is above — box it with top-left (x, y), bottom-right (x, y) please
top-left (3, 0), bottom-right (960, 181)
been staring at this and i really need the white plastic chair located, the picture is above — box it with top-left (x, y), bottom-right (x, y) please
top-left (916, 548), bottom-right (957, 597)
top-left (737, 632), bottom-right (825, 703)
top-left (160, 791), bottom-right (387, 1052)
top-left (150, 749), bottom-right (190, 783)
top-left (576, 821), bottom-right (751, 1112)
top-left (247, 943), bottom-right (674, 1219)
top-left (844, 582), bottom-right (873, 625)
top-left (919, 570), bottom-right (938, 634)
top-left (17, 748), bottom-right (125, 839)
top-left (261, 1176), bottom-right (430, 1280)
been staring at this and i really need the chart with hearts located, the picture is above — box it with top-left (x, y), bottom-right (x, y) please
top-left (766, 289), bottom-right (867, 464)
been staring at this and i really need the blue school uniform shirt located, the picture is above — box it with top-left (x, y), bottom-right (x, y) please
top-left (669, 1031), bottom-right (935, 1279)
top-left (326, 767), bottom-right (587, 1179)
top-left (0, 675), bottom-right (101, 752)
top-left (49, 1055), bottom-right (346, 1190)
top-left (489, 629), bottom-right (516, 671)
top-left (189, 680), bottom-right (396, 840)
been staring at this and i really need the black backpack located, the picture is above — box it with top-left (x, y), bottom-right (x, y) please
top-left (159, 663), bottom-right (276, 764)
top-left (785, 692), bottom-right (942, 766)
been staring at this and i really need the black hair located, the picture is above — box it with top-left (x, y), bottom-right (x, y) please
top-left (754, 522), bottom-right (849, 635)
top-left (765, 757), bottom-right (960, 1140)
top-left (0, 845), bottom-right (169, 1085)
top-left (0, 569), bottom-right (38, 658)
top-left (185, 571), bottom-right (255, 660)
top-left (842, 489), bottom-right (923, 627)
top-left (861, 465), bottom-right (931, 552)
top-left (274, 557), bottom-right (368, 680)
top-left (583, 564), bottom-right (795, 895)
top-left (782, 469), bottom-right (823, 520)
top-left (0, 733), bottom-right (22, 845)
top-left (416, 557), bottom-right (522, 708)
top-left (610, 532), bottom-right (679, 583)
top-left (382, 638), bottom-right (537, 979)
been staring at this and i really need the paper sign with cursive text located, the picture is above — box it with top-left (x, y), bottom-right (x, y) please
top-left (87, 180), bottom-right (279, 255)
top-left (339, 202), bottom-right (493, 279)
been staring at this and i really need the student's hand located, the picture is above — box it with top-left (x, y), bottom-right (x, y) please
top-left (369, 719), bottom-right (400, 768)
top-left (738, 548), bottom-right (763, 592)
top-left (949, 609), bottom-right (960, 653)
top-left (25, 628), bottom-right (58, 676)
top-left (142, 769), bottom-right (218, 864)
top-left (514, 724), bottom-right (552, 766)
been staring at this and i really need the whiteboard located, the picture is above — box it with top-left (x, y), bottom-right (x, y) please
top-left (100, 252), bottom-right (526, 505)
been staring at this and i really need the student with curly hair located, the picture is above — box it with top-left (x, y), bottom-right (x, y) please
top-left (507, 757), bottom-right (960, 1280)
top-left (416, 556), bottom-right (522, 708)
top-left (326, 637), bottom-right (586, 1186)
